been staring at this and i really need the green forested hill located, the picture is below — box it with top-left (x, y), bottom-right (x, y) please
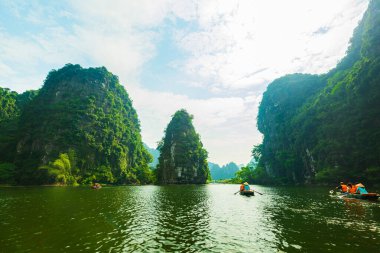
top-left (255, 0), bottom-right (380, 185)
top-left (157, 109), bottom-right (209, 184)
top-left (0, 64), bottom-right (153, 185)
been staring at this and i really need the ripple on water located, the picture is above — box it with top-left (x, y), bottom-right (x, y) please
top-left (1, 185), bottom-right (380, 252)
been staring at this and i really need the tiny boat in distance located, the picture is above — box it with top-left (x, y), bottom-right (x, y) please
top-left (91, 183), bottom-right (102, 189)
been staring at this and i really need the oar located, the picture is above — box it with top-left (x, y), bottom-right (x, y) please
top-left (253, 190), bottom-right (263, 195)
top-left (234, 191), bottom-right (240, 195)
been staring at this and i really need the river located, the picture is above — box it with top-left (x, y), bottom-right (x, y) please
top-left (1, 184), bottom-right (379, 252)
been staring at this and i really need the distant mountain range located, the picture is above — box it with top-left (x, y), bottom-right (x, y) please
top-left (208, 162), bottom-right (240, 180)
top-left (143, 143), bottom-right (159, 168)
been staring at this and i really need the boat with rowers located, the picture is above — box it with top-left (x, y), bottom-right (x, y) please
top-left (332, 182), bottom-right (379, 201)
top-left (240, 190), bottom-right (255, 196)
top-left (238, 182), bottom-right (255, 196)
top-left (91, 183), bottom-right (102, 189)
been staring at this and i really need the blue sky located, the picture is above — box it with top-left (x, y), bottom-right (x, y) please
top-left (0, 0), bottom-right (369, 165)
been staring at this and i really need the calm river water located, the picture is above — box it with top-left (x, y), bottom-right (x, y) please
top-left (1, 184), bottom-right (379, 252)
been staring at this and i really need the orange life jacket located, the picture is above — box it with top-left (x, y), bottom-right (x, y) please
top-left (349, 185), bottom-right (357, 194)
top-left (240, 184), bottom-right (244, 191)
top-left (341, 184), bottom-right (348, 192)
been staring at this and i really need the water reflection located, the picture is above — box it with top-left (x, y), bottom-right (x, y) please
top-left (205, 184), bottom-right (279, 252)
top-left (153, 185), bottom-right (211, 252)
top-left (1, 185), bottom-right (379, 252)
top-left (101, 186), bottom-right (162, 252)
top-left (342, 198), bottom-right (366, 217)
top-left (265, 187), bottom-right (380, 252)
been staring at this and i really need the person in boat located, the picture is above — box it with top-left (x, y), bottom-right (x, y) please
top-left (355, 183), bottom-right (368, 194)
top-left (92, 183), bottom-right (101, 189)
top-left (347, 183), bottom-right (357, 194)
top-left (240, 183), bottom-right (245, 192)
top-left (336, 182), bottom-right (348, 193)
top-left (243, 182), bottom-right (251, 191)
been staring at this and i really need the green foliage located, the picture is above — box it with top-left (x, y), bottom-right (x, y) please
top-left (39, 152), bottom-right (78, 185)
top-left (213, 177), bottom-right (241, 184)
top-left (157, 109), bottom-right (209, 184)
top-left (251, 144), bottom-right (263, 162)
top-left (314, 167), bottom-right (346, 184)
top-left (0, 88), bottom-right (38, 164)
top-left (136, 166), bottom-right (156, 184)
top-left (0, 64), bottom-right (153, 185)
top-left (364, 167), bottom-right (380, 186)
top-left (233, 163), bottom-right (277, 185)
top-left (0, 87), bottom-right (18, 123)
top-left (255, 1), bottom-right (380, 185)
top-left (0, 163), bottom-right (16, 184)
top-left (235, 166), bottom-right (255, 183)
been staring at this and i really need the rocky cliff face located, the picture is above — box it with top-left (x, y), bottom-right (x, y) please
top-left (256, 0), bottom-right (380, 184)
top-left (157, 109), bottom-right (209, 184)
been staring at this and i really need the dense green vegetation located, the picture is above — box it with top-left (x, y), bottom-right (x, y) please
top-left (209, 162), bottom-right (240, 180)
top-left (254, 0), bottom-right (380, 185)
top-left (157, 109), bottom-right (210, 184)
top-left (0, 88), bottom-right (38, 183)
top-left (0, 64), bottom-right (154, 185)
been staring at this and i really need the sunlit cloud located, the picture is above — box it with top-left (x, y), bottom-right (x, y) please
top-left (0, 0), bottom-right (369, 164)
top-left (174, 0), bottom-right (369, 91)
top-left (128, 86), bottom-right (262, 164)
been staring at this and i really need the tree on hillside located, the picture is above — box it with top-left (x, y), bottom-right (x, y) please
top-left (157, 109), bottom-right (209, 184)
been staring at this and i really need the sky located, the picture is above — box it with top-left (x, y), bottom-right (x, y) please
top-left (0, 0), bottom-right (369, 165)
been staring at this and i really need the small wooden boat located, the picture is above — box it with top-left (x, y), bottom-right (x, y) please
top-left (240, 190), bottom-right (254, 196)
top-left (91, 183), bottom-right (102, 189)
top-left (343, 193), bottom-right (379, 201)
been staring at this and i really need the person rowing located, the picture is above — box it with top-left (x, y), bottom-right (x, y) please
top-left (234, 182), bottom-right (263, 195)
top-left (336, 182), bottom-right (348, 193)
top-left (347, 183), bottom-right (357, 194)
top-left (239, 182), bottom-right (254, 196)
top-left (355, 183), bottom-right (368, 194)
top-left (239, 182), bottom-right (245, 192)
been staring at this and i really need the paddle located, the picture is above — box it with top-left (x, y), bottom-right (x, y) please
top-left (234, 191), bottom-right (240, 195)
top-left (253, 190), bottom-right (263, 195)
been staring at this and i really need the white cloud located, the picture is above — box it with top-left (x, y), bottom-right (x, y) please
top-left (0, 0), bottom-right (173, 91)
top-left (0, 0), bottom-right (370, 164)
top-left (128, 85), bottom-right (262, 164)
top-left (174, 0), bottom-right (369, 91)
